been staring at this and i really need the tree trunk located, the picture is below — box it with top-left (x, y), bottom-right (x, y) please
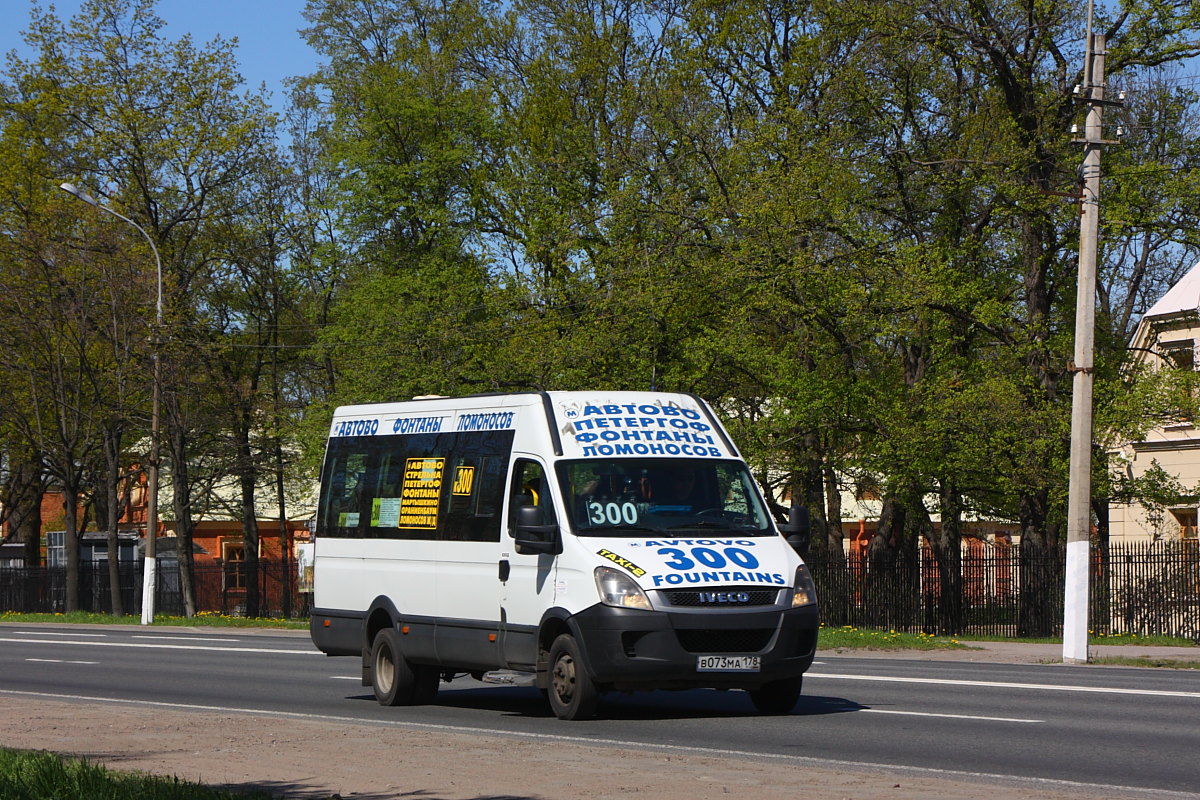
top-left (899, 494), bottom-right (928, 633)
top-left (823, 462), bottom-right (845, 564)
top-left (241, 473), bottom-right (260, 618)
top-left (102, 429), bottom-right (124, 616)
top-left (933, 480), bottom-right (964, 634)
top-left (274, 438), bottom-right (292, 619)
top-left (799, 432), bottom-right (826, 549)
top-left (868, 494), bottom-right (905, 630)
top-left (63, 491), bottom-right (81, 613)
top-left (1018, 489), bottom-right (1058, 637)
top-left (270, 299), bottom-right (293, 618)
top-left (168, 421), bottom-right (197, 618)
top-left (237, 418), bottom-right (260, 618)
top-left (1092, 492), bottom-right (1111, 635)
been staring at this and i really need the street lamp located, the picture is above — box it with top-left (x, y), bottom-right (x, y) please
top-left (59, 182), bottom-right (163, 625)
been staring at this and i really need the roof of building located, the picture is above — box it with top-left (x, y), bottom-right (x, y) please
top-left (1146, 260), bottom-right (1200, 319)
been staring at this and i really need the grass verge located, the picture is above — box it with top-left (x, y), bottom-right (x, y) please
top-left (0, 748), bottom-right (273, 800)
top-left (1090, 656), bottom-right (1200, 669)
top-left (953, 631), bottom-right (1198, 647)
top-left (817, 625), bottom-right (968, 651)
top-left (817, 626), bottom-right (1198, 651)
top-left (0, 610), bottom-right (307, 630)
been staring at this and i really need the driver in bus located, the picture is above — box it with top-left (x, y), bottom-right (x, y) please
top-left (649, 468), bottom-right (697, 513)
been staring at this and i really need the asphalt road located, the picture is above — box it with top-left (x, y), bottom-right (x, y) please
top-left (2, 624), bottom-right (1198, 797)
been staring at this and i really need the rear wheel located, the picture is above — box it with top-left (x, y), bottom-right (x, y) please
top-left (547, 634), bottom-right (599, 720)
top-left (748, 676), bottom-right (803, 715)
top-left (371, 628), bottom-right (419, 706)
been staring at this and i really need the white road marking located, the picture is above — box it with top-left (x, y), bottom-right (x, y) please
top-left (331, 676), bottom-right (360, 680)
top-left (0, 636), bottom-right (319, 655)
top-left (807, 672), bottom-right (1200, 699)
top-left (859, 708), bottom-right (1042, 723)
top-left (26, 658), bottom-right (99, 665)
top-left (0, 688), bottom-right (1193, 800)
top-left (14, 631), bottom-right (106, 637)
top-left (132, 635), bottom-right (241, 642)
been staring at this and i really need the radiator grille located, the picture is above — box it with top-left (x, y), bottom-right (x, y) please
top-left (675, 628), bottom-right (774, 653)
top-left (662, 588), bottom-right (780, 608)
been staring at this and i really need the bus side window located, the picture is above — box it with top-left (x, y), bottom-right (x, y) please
top-left (377, 453), bottom-right (403, 498)
top-left (328, 452), bottom-right (369, 534)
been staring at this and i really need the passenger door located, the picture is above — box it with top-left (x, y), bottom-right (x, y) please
top-left (499, 458), bottom-right (558, 668)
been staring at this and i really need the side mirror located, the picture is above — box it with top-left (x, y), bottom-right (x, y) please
top-left (513, 504), bottom-right (561, 555)
top-left (779, 505), bottom-right (811, 557)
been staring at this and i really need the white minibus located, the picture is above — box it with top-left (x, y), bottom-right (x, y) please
top-left (309, 391), bottom-right (818, 719)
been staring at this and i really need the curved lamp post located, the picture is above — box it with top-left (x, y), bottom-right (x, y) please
top-left (59, 182), bottom-right (163, 625)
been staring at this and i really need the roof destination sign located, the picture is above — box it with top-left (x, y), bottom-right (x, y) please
top-left (555, 396), bottom-right (727, 459)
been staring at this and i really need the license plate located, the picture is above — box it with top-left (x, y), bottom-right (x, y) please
top-left (696, 655), bottom-right (760, 672)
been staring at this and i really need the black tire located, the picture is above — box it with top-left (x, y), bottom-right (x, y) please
top-left (371, 628), bottom-right (419, 706)
top-left (547, 634), bottom-right (599, 720)
top-left (748, 676), bottom-right (803, 715)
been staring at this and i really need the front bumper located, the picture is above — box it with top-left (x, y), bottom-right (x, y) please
top-left (569, 602), bottom-right (819, 691)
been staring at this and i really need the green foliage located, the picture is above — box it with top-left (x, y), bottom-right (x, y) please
top-left (291, 0), bottom-right (1200, 547)
top-left (4, 0), bottom-right (1200, 607)
top-left (0, 749), bottom-right (272, 800)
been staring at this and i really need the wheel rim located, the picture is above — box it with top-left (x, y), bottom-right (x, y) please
top-left (376, 646), bottom-right (395, 694)
top-left (551, 653), bottom-right (576, 704)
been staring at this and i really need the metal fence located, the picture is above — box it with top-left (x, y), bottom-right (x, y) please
top-left (808, 540), bottom-right (1200, 639)
top-left (2, 542), bottom-right (1196, 638)
top-left (1101, 541), bottom-right (1200, 639)
top-left (0, 561), bottom-right (310, 620)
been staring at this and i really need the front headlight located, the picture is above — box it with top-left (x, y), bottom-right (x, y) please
top-left (791, 564), bottom-right (817, 608)
top-left (594, 566), bottom-right (652, 610)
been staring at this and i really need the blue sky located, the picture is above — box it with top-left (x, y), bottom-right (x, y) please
top-left (1, 0), bottom-right (319, 112)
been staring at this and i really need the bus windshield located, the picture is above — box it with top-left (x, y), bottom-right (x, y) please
top-left (556, 458), bottom-right (775, 536)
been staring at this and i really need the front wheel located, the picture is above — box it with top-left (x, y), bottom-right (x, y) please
top-left (547, 634), bottom-right (599, 720)
top-left (748, 676), bottom-right (803, 715)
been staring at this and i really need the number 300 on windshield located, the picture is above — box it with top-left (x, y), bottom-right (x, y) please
top-left (588, 501), bottom-right (637, 525)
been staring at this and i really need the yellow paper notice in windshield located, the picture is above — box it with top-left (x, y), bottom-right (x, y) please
top-left (400, 457), bottom-right (444, 529)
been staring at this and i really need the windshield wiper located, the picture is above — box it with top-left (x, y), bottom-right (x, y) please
top-left (580, 523), bottom-right (662, 534)
top-left (666, 520), bottom-right (739, 531)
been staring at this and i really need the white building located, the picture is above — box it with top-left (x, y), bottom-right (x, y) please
top-left (1109, 261), bottom-right (1200, 541)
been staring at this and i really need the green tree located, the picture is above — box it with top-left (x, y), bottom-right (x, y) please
top-left (292, 0), bottom-right (1200, 633)
top-left (301, 0), bottom-right (501, 406)
top-left (4, 0), bottom-right (281, 615)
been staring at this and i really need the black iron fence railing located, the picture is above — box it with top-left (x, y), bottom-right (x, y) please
top-left (0, 561), bottom-right (310, 620)
top-left (807, 540), bottom-right (1200, 639)
top-left (1, 541), bottom-right (1195, 638)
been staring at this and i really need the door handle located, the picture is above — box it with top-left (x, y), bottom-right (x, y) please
top-left (498, 559), bottom-right (510, 582)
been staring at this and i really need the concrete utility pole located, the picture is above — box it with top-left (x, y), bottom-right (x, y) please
top-left (1063, 28), bottom-right (1109, 664)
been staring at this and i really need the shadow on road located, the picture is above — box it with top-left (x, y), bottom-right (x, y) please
top-left (345, 685), bottom-right (864, 721)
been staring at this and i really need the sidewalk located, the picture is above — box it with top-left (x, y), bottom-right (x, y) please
top-left (820, 640), bottom-right (1200, 665)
